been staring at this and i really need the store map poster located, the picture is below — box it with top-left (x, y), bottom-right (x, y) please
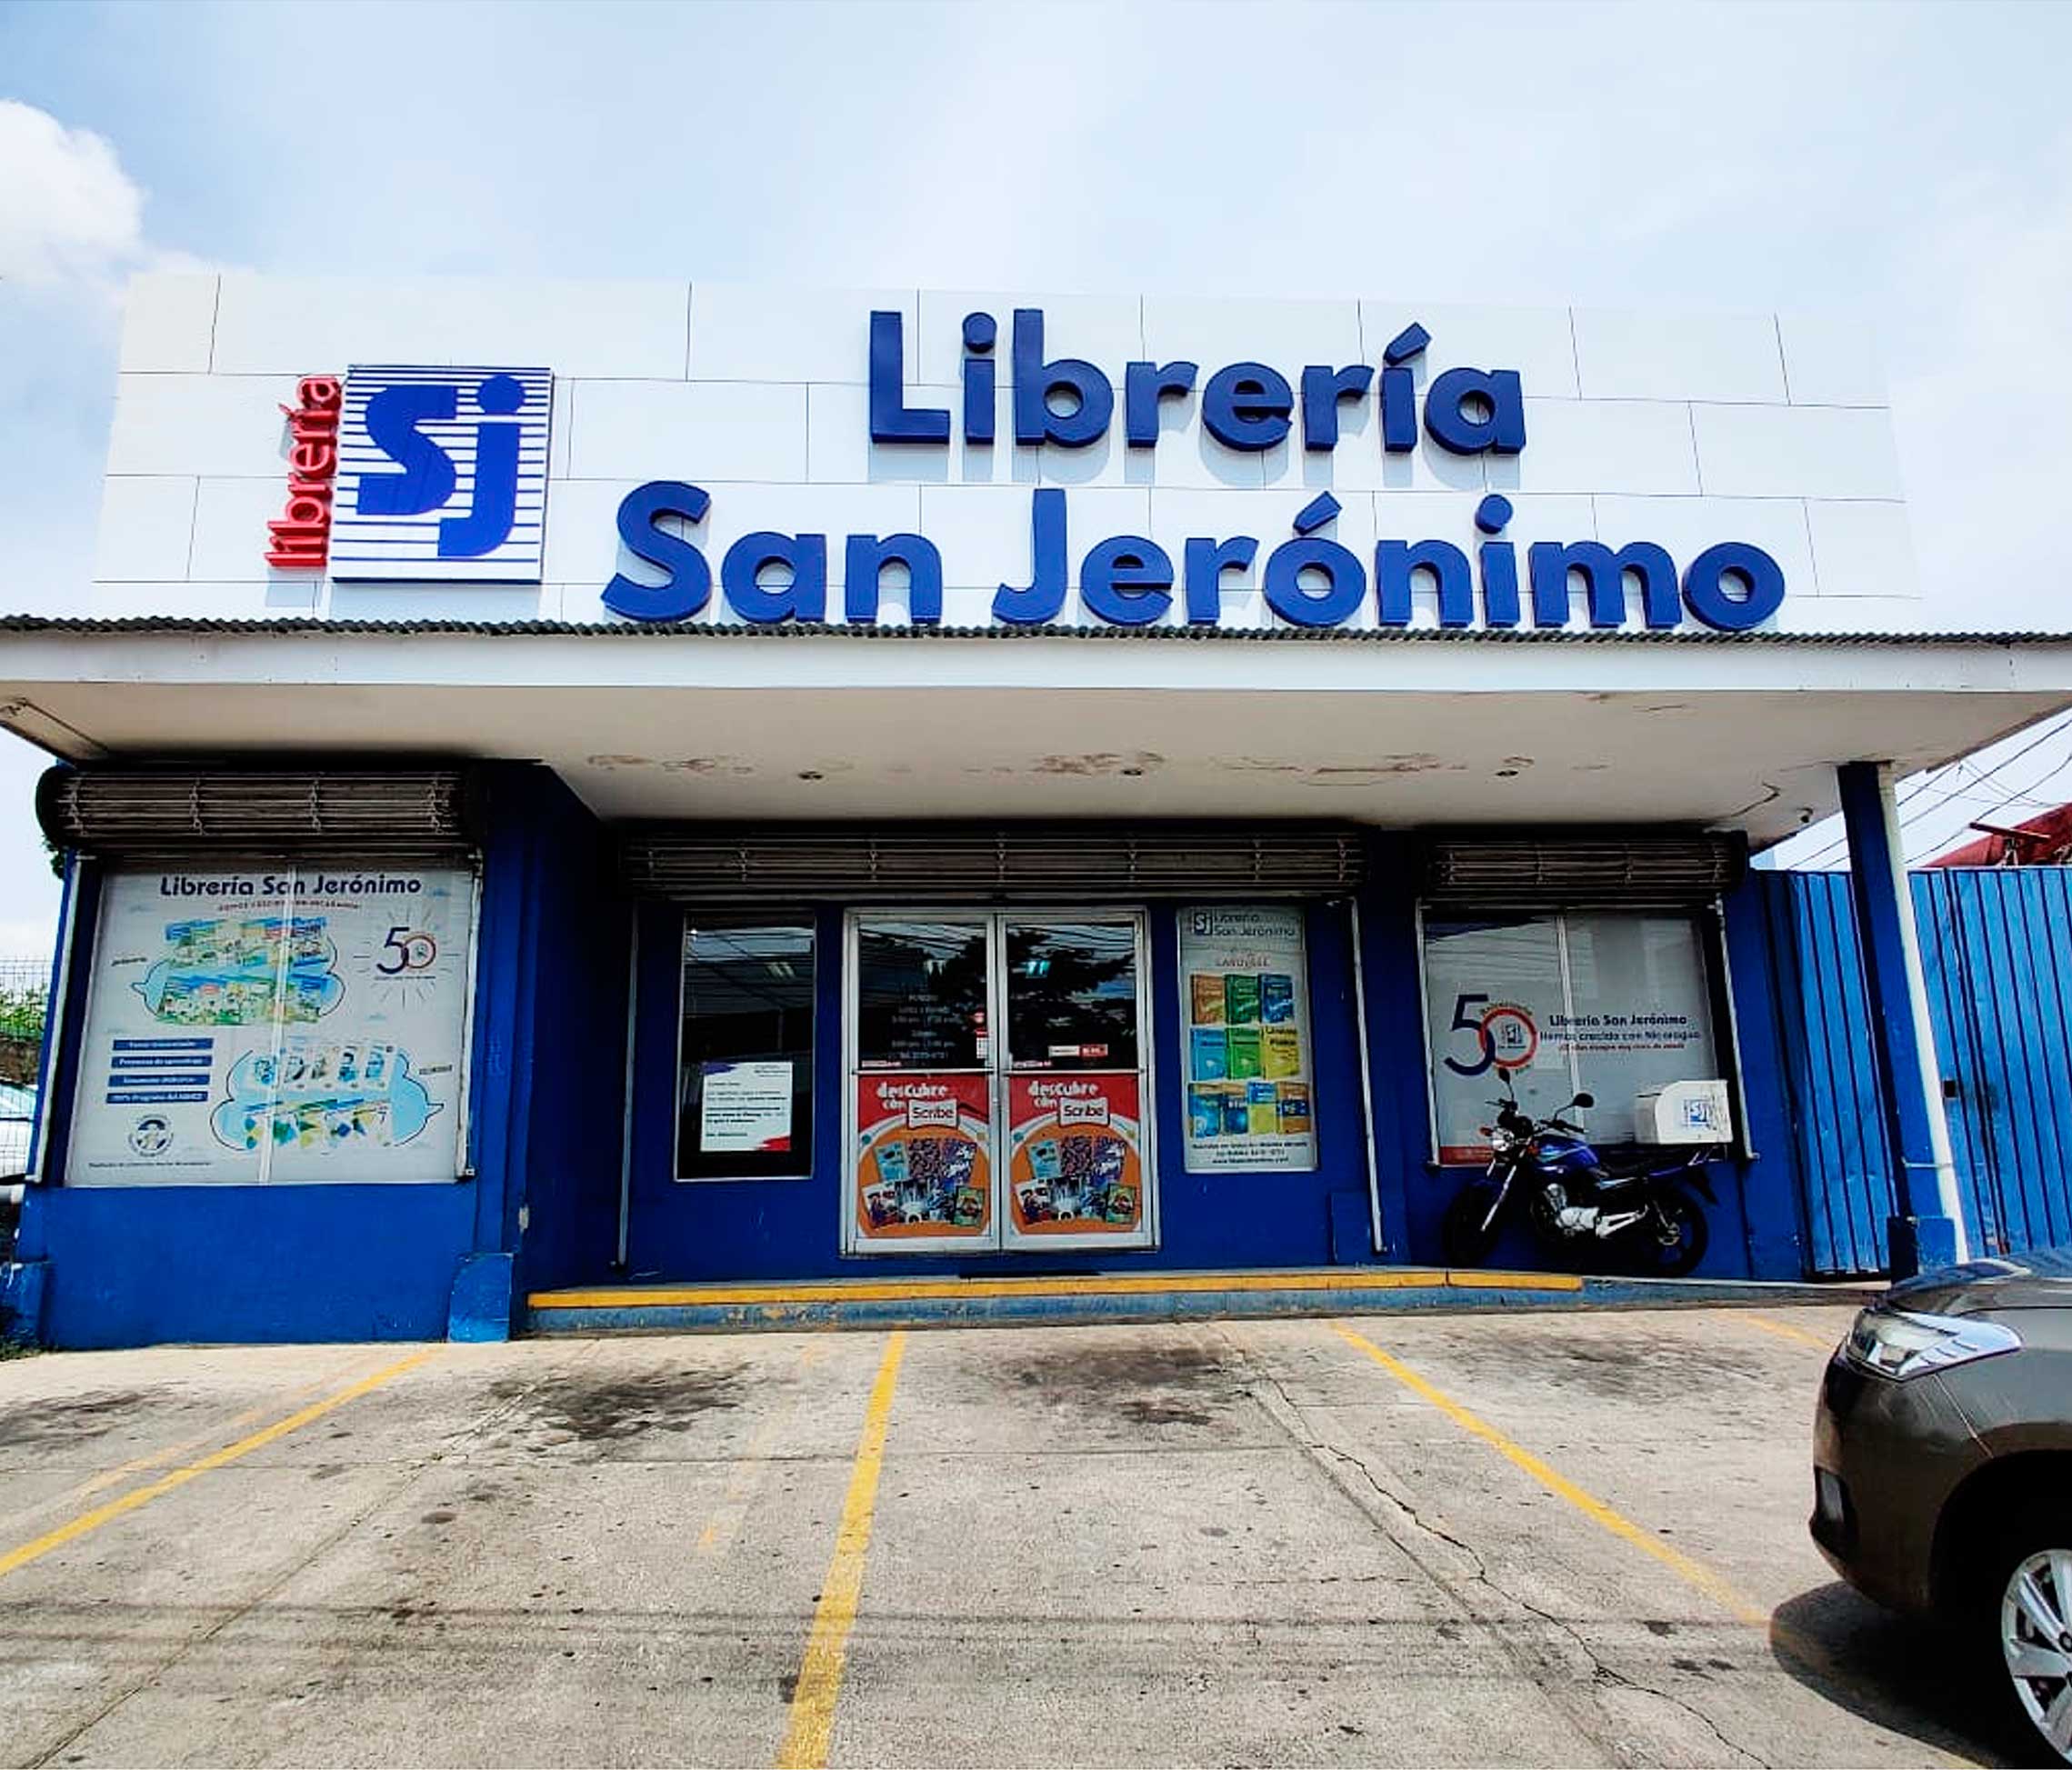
top-left (1179, 905), bottom-right (1318, 1173)
top-left (69, 865), bottom-right (475, 1185)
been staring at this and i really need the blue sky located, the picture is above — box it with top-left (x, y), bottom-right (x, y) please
top-left (3, 0), bottom-right (2071, 946)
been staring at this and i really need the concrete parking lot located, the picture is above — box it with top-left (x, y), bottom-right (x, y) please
top-left (0, 1306), bottom-right (2017, 1767)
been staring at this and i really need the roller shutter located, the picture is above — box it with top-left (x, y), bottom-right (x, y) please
top-left (1419, 834), bottom-right (1744, 905)
top-left (620, 822), bottom-right (1366, 903)
top-left (36, 767), bottom-right (485, 865)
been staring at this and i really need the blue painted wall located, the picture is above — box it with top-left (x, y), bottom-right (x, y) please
top-left (488, 770), bottom-right (630, 1300)
top-left (621, 897), bottom-right (1377, 1279)
top-left (20, 783), bottom-right (1847, 1346)
top-left (16, 763), bottom-right (625, 1347)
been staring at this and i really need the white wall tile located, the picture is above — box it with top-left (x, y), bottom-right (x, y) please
top-left (1692, 404), bottom-right (1905, 500)
top-left (1033, 416), bottom-right (1261, 492)
top-left (1146, 486), bottom-right (1378, 578)
top-left (94, 478), bottom-right (197, 581)
top-left (936, 585), bottom-right (1006, 627)
top-left (1591, 495), bottom-right (1817, 609)
top-left (1494, 401), bottom-right (1699, 495)
top-left (1370, 490), bottom-right (1597, 548)
top-left (1359, 300), bottom-right (1580, 398)
top-left (86, 579), bottom-right (317, 619)
top-left (568, 381), bottom-right (806, 482)
top-left (1806, 500), bottom-right (1918, 598)
top-left (916, 292), bottom-right (1141, 388)
top-left (1261, 418), bottom-right (1484, 495)
top-left (1140, 295), bottom-right (1363, 375)
top-left (919, 485), bottom-right (1151, 589)
top-left (211, 276), bottom-right (690, 379)
top-left (806, 383), bottom-right (1035, 487)
top-left (187, 476), bottom-right (291, 582)
top-left (1770, 595), bottom-right (1927, 635)
top-left (550, 378), bottom-right (574, 478)
top-left (540, 479), bottom-right (636, 585)
top-left (320, 583), bottom-right (565, 623)
top-left (118, 274), bottom-right (218, 374)
top-left (690, 284), bottom-right (912, 384)
top-left (105, 374), bottom-right (300, 478)
top-left (1777, 310), bottom-right (1887, 406)
top-left (1572, 308), bottom-right (1787, 403)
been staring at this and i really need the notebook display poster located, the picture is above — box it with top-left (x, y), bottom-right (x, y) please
top-left (1179, 905), bottom-right (1317, 1173)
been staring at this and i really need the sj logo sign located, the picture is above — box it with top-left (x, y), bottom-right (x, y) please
top-left (272, 365), bottom-right (554, 583)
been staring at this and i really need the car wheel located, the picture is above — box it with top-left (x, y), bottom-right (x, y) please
top-left (1985, 1506), bottom-right (2072, 1765)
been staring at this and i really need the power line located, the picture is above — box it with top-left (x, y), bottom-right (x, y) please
top-left (1788, 745), bottom-right (1993, 869)
top-left (1779, 712), bottom-right (2072, 870)
top-left (1906, 749), bottom-right (2072, 865)
top-left (1896, 717), bottom-right (2072, 855)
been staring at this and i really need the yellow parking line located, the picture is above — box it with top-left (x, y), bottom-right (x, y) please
top-left (1738, 1313), bottom-right (1840, 1352)
top-left (0, 1348), bottom-right (435, 1585)
top-left (776, 1332), bottom-right (906, 1770)
top-left (1328, 1321), bottom-right (1986, 1766)
top-left (1329, 1322), bottom-right (1768, 1626)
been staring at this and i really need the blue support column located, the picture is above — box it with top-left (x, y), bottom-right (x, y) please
top-left (1837, 760), bottom-right (1967, 1277)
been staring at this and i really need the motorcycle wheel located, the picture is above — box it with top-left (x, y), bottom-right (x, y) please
top-left (1442, 1186), bottom-right (1503, 1267)
top-left (1629, 1188), bottom-right (1708, 1277)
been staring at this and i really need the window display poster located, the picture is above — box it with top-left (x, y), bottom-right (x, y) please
top-left (854, 1071), bottom-right (992, 1241)
top-left (1422, 912), bottom-right (1720, 1159)
top-left (1006, 1074), bottom-right (1145, 1235)
top-left (1179, 905), bottom-right (1317, 1173)
top-left (69, 865), bottom-right (475, 1185)
top-left (698, 1059), bottom-right (795, 1154)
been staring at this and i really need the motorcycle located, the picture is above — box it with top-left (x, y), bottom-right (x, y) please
top-left (1440, 1069), bottom-right (1717, 1276)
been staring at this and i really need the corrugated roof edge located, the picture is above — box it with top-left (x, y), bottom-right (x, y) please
top-left (4, 615), bottom-right (2071, 646)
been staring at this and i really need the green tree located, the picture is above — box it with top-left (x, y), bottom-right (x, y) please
top-left (0, 985), bottom-right (45, 1045)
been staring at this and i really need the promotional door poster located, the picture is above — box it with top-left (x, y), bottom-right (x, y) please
top-left (69, 865), bottom-right (475, 1185)
top-left (853, 1071), bottom-right (992, 1243)
top-left (1179, 905), bottom-right (1317, 1173)
top-left (1005, 1073), bottom-right (1146, 1241)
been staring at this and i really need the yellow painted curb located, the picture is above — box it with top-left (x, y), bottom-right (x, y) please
top-left (1443, 1268), bottom-right (1585, 1293)
top-left (522, 1268), bottom-right (1587, 1310)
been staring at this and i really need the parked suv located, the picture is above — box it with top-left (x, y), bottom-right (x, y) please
top-left (1812, 1246), bottom-right (2072, 1763)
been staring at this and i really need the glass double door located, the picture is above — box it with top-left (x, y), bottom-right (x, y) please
top-left (845, 910), bottom-right (1155, 1254)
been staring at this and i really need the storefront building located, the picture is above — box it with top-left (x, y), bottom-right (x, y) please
top-left (5, 275), bottom-right (2070, 1346)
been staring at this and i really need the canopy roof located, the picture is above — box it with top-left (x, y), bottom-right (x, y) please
top-left (5, 620), bottom-right (2071, 852)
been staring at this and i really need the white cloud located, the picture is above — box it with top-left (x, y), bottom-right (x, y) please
top-left (0, 100), bottom-right (147, 292)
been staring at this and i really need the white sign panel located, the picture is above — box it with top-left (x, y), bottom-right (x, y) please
top-left (70, 865), bottom-right (476, 1185)
top-left (328, 365), bottom-right (552, 583)
top-left (698, 1059), bottom-right (796, 1155)
top-left (1178, 905), bottom-right (1318, 1174)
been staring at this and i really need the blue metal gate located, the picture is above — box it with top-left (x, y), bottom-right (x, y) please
top-left (1763, 867), bottom-right (2072, 1275)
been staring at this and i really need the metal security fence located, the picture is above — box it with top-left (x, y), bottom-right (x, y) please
top-left (0, 957), bottom-right (47, 1179)
top-left (1763, 868), bottom-right (2072, 1275)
